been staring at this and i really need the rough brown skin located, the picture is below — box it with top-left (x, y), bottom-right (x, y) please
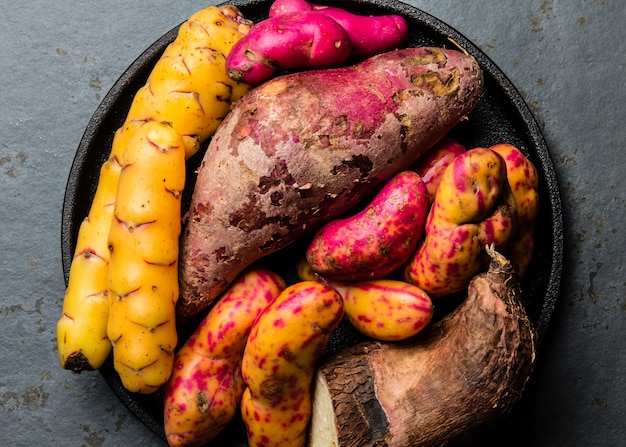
top-left (179, 47), bottom-right (484, 319)
top-left (307, 247), bottom-right (537, 447)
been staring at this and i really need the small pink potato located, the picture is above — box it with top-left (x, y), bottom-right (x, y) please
top-left (306, 170), bottom-right (430, 281)
top-left (269, 0), bottom-right (409, 59)
top-left (226, 10), bottom-right (351, 85)
top-left (411, 137), bottom-right (466, 204)
top-left (269, 0), bottom-right (315, 16)
top-left (342, 279), bottom-right (434, 341)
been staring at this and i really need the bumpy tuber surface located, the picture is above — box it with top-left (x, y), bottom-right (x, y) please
top-left (308, 246), bottom-right (537, 447)
top-left (56, 5), bottom-right (252, 373)
top-left (106, 121), bottom-right (186, 394)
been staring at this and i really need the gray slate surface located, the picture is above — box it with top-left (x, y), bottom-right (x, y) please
top-left (1, 1), bottom-right (624, 446)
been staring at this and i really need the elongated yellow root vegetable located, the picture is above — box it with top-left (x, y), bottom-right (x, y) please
top-left (128, 5), bottom-right (253, 158)
top-left (57, 5), bottom-right (252, 373)
top-left (106, 120), bottom-right (185, 394)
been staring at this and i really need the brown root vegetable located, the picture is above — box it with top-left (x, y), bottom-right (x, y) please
top-left (179, 47), bottom-right (484, 320)
top-left (307, 246), bottom-right (537, 447)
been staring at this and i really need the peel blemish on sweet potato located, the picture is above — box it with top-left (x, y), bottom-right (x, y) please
top-left (179, 47), bottom-right (484, 319)
top-left (308, 246), bottom-right (537, 447)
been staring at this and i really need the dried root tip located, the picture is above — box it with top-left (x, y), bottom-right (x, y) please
top-left (485, 243), bottom-right (516, 276)
top-left (485, 243), bottom-right (507, 266)
top-left (64, 351), bottom-right (96, 373)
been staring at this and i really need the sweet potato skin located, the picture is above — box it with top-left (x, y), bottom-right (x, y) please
top-left (179, 47), bottom-right (484, 319)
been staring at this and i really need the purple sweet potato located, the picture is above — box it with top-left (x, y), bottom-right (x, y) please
top-left (178, 47), bottom-right (484, 319)
top-left (226, 11), bottom-right (351, 85)
top-left (269, 0), bottom-right (409, 60)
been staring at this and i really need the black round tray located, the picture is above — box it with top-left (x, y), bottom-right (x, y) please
top-left (61, 0), bottom-right (563, 444)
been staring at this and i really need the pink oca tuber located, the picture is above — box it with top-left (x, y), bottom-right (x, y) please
top-left (269, 0), bottom-right (409, 60)
top-left (226, 11), bottom-right (351, 85)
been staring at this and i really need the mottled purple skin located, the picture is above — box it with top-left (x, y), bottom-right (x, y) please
top-left (306, 170), bottom-right (429, 281)
top-left (179, 47), bottom-right (484, 319)
top-left (226, 11), bottom-right (351, 85)
top-left (269, 0), bottom-right (409, 60)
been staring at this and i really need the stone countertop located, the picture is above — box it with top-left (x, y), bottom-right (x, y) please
top-left (1, 1), bottom-right (623, 446)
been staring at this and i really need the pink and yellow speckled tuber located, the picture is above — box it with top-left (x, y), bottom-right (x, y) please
top-left (57, 4), bottom-right (252, 374)
top-left (163, 268), bottom-right (286, 447)
top-left (341, 279), bottom-right (433, 341)
top-left (491, 143), bottom-right (539, 277)
top-left (404, 147), bottom-right (518, 297)
top-left (240, 281), bottom-right (343, 447)
top-left (296, 257), bottom-right (433, 341)
top-left (306, 170), bottom-right (429, 281)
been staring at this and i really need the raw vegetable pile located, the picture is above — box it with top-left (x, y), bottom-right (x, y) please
top-left (57, 2), bottom-right (540, 447)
